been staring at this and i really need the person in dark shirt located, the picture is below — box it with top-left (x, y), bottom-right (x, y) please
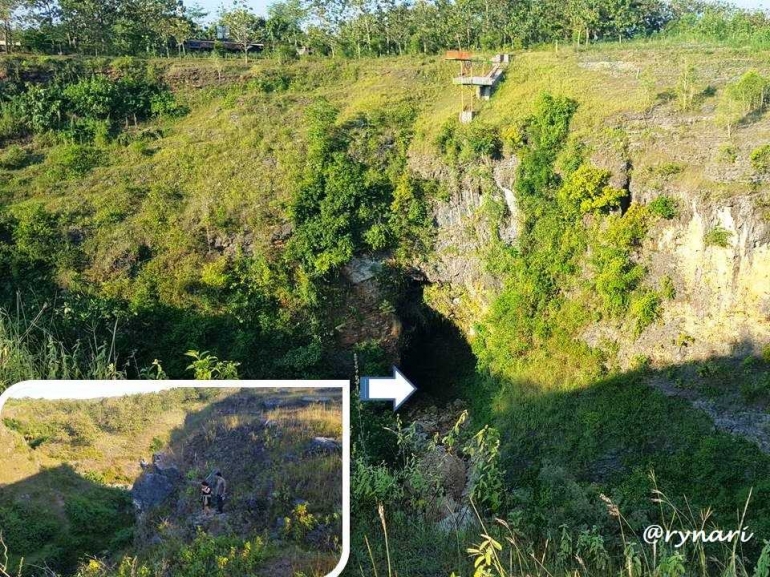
top-left (201, 480), bottom-right (213, 513)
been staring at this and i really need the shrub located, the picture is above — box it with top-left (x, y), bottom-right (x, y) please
top-left (185, 350), bottom-right (240, 379)
top-left (463, 425), bottom-right (505, 512)
top-left (704, 225), bottom-right (732, 247)
top-left (0, 500), bottom-right (59, 553)
top-left (171, 532), bottom-right (269, 576)
top-left (65, 414), bottom-right (100, 446)
top-left (655, 162), bottom-right (684, 176)
top-left (65, 491), bottom-right (133, 546)
top-left (282, 502), bottom-right (318, 541)
top-left (592, 205), bottom-right (651, 314)
top-left (435, 120), bottom-right (502, 163)
top-left (460, 123), bottom-right (502, 161)
top-left (630, 291), bottom-right (662, 334)
top-left (250, 68), bottom-right (294, 93)
top-left (0, 145), bottom-right (29, 169)
top-left (558, 164), bottom-right (626, 214)
top-left (648, 195), bottom-right (678, 219)
top-left (740, 374), bottom-right (770, 403)
top-left (47, 144), bottom-right (103, 177)
top-left (11, 203), bottom-right (61, 262)
top-left (751, 144), bottom-right (770, 173)
top-left (717, 142), bottom-right (737, 163)
top-left (660, 275), bottom-right (676, 300)
top-left (288, 100), bottom-right (397, 277)
top-left (64, 76), bottom-right (119, 120)
top-left (352, 456), bottom-right (403, 508)
top-left (725, 70), bottom-right (769, 114)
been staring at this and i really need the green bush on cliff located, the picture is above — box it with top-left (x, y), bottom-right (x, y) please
top-left (558, 165), bottom-right (626, 215)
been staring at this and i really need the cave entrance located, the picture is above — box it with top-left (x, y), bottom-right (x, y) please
top-left (396, 281), bottom-right (477, 403)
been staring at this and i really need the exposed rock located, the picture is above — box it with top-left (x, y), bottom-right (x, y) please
top-left (271, 223), bottom-right (294, 243)
top-left (147, 535), bottom-right (163, 547)
top-left (436, 501), bottom-right (477, 534)
top-left (262, 398), bottom-right (283, 410)
top-left (132, 453), bottom-right (183, 511)
top-left (301, 396), bottom-right (332, 403)
top-left (343, 257), bottom-right (382, 284)
top-left (410, 100), bottom-right (770, 369)
top-left (306, 522), bottom-right (339, 551)
top-left (191, 511), bottom-right (232, 536)
top-left (308, 437), bottom-right (342, 453)
top-left (132, 470), bottom-right (181, 511)
top-left (420, 446), bottom-right (467, 501)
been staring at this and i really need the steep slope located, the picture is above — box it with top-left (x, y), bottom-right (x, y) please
top-left (411, 46), bottom-right (769, 369)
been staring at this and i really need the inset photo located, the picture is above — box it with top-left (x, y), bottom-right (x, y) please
top-left (0, 385), bottom-right (345, 577)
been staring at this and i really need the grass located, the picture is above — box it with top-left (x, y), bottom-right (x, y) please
top-left (0, 306), bottom-right (121, 392)
top-left (1, 44), bottom-right (769, 377)
top-left (705, 225), bottom-right (733, 248)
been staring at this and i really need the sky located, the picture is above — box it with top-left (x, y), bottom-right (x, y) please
top-left (733, 0), bottom-right (770, 8)
top-left (193, 0), bottom-right (770, 20)
top-left (196, 0), bottom-right (271, 18)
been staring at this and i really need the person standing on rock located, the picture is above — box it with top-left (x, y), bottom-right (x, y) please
top-left (214, 471), bottom-right (227, 514)
top-left (201, 480), bottom-right (213, 513)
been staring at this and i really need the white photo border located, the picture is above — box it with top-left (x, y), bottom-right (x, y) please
top-left (0, 379), bottom-right (352, 577)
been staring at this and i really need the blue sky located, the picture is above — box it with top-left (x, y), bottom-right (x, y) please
top-left (193, 0), bottom-right (770, 20)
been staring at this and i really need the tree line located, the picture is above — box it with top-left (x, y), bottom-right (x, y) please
top-left (1, 0), bottom-right (769, 59)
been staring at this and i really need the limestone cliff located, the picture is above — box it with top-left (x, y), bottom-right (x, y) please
top-left (409, 105), bottom-right (770, 369)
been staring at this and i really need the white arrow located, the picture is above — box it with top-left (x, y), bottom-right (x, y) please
top-left (360, 366), bottom-right (417, 411)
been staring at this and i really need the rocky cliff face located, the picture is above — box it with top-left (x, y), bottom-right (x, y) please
top-left (629, 192), bottom-right (770, 365)
top-left (409, 106), bottom-right (770, 368)
top-left (407, 152), bottom-right (519, 329)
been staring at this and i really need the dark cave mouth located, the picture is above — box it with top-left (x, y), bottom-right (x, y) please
top-left (396, 282), bottom-right (477, 403)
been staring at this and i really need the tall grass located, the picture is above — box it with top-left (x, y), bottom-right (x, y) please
top-left (0, 306), bottom-right (122, 392)
top-left (362, 483), bottom-right (770, 577)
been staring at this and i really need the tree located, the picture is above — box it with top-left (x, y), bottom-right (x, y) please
top-left (172, 1), bottom-right (208, 55)
top-left (266, 0), bottom-right (306, 49)
top-left (0, 0), bottom-right (21, 53)
top-left (59, 0), bottom-right (120, 54)
top-left (219, 0), bottom-right (265, 62)
top-left (304, 0), bottom-right (350, 57)
top-left (18, 0), bottom-right (65, 53)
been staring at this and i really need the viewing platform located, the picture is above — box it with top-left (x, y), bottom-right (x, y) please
top-left (447, 52), bottom-right (510, 102)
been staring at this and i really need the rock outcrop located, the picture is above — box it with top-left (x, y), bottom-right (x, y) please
top-left (132, 455), bottom-right (183, 511)
top-left (408, 105), bottom-right (770, 369)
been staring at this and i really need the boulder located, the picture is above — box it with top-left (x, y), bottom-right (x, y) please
top-left (420, 446), bottom-right (467, 501)
top-left (308, 437), bottom-right (342, 453)
top-left (342, 257), bottom-right (382, 284)
top-left (132, 454), bottom-right (183, 511)
top-left (262, 399), bottom-right (283, 410)
top-left (132, 471), bottom-right (180, 511)
top-left (436, 503), bottom-right (477, 534)
top-left (301, 396), bottom-right (332, 404)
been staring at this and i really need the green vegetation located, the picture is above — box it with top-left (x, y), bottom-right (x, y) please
top-left (2, 19), bottom-right (770, 577)
top-left (751, 144), bottom-right (770, 173)
top-left (0, 55), bottom-right (442, 379)
top-left (705, 225), bottom-right (733, 248)
top-left (6, 0), bottom-right (770, 62)
top-left (648, 195), bottom-right (679, 220)
top-left (0, 63), bottom-right (181, 144)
